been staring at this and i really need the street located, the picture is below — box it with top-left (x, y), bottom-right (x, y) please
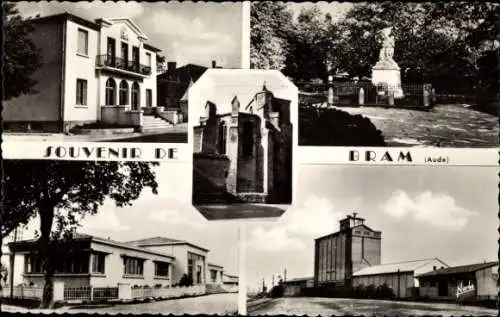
top-left (248, 297), bottom-right (498, 316)
top-left (1, 293), bottom-right (238, 315)
top-left (334, 104), bottom-right (498, 147)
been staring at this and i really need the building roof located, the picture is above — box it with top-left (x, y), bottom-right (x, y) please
top-left (31, 12), bottom-right (100, 30)
top-left (223, 273), bottom-right (238, 279)
top-left (31, 13), bottom-right (160, 52)
top-left (125, 236), bottom-right (209, 252)
top-left (9, 233), bottom-right (175, 261)
top-left (417, 261), bottom-right (499, 278)
top-left (353, 258), bottom-right (448, 277)
top-left (208, 263), bottom-right (224, 269)
top-left (284, 277), bottom-right (314, 284)
top-left (315, 223), bottom-right (380, 241)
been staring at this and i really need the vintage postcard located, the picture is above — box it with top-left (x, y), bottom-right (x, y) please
top-left (3, 1), bottom-right (243, 144)
top-left (1, 160), bottom-right (239, 314)
top-left (189, 69), bottom-right (297, 220)
top-left (245, 164), bottom-right (498, 316)
top-left (250, 1), bottom-right (499, 147)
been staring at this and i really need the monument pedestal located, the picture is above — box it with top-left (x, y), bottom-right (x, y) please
top-left (371, 62), bottom-right (404, 98)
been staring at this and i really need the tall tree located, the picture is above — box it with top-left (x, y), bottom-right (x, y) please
top-left (250, 2), bottom-right (294, 70)
top-left (3, 2), bottom-right (41, 101)
top-left (2, 160), bottom-right (159, 308)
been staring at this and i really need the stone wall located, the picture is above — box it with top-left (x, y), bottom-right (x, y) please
top-left (192, 153), bottom-right (230, 203)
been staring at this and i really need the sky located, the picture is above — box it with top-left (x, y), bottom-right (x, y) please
top-left (288, 1), bottom-right (353, 22)
top-left (14, 1), bottom-right (242, 68)
top-left (190, 70), bottom-right (297, 125)
top-left (245, 165), bottom-right (498, 292)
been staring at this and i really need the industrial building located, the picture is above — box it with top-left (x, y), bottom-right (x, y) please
top-left (314, 213), bottom-right (382, 287)
top-left (352, 258), bottom-right (448, 298)
top-left (417, 261), bottom-right (498, 300)
top-left (282, 277), bottom-right (314, 297)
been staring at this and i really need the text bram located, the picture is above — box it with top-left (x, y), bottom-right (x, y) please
top-left (349, 150), bottom-right (413, 162)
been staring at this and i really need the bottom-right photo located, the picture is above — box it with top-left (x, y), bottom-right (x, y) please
top-left (245, 165), bottom-right (498, 316)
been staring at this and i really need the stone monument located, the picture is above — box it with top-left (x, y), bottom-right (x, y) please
top-left (371, 27), bottom-right (403, 98)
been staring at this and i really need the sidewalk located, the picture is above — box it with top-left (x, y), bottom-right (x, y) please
top-left (3, 124), bottom-right (188, 143)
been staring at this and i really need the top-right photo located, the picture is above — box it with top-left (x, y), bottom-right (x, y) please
top-left (251, 2), bottom-right (499, 147)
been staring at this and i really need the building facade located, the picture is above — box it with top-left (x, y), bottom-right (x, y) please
top-left (192, 84), bottom-right (293, 205)
top-left (6, 234), bottom-right (230, 290)
top-left (351, 258), bottom-right (448, 298)
top-left (314, 213), bottom-right (382, 287)
top-left (157, 61), bottom-right (221, 121)
top-left (3, 13), bottom-right (169, 133)
top-left (283, 277), bottom-right (314, 297)
top-left (417, 261), bottom-right (498, 300)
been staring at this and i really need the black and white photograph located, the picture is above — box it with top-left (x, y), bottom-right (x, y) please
top-left (245, 165), bottom-right (498, 316)
top-left (1, 160), bottom-right (239, 314)
top-left (3, 1), bottom-right (243, 143)
top-left (190, 69), bottom-right (297, 220)
top-left (250, 2), bottom-right (499, 147)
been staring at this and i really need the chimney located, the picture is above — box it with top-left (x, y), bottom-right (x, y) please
top-left (212, 60), bottom-right (217, 68)
top-left (167, 61), bottom-right (177, 72)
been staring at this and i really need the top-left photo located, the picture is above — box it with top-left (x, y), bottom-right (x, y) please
top-left (3, 1), bottom-right (243, 143)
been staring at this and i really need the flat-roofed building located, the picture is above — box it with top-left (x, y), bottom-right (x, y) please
top-left (352, 258), bottom-right (449, 298)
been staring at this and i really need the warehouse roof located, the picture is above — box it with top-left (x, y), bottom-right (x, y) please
top-left (353, 258), bottom-right (448, 276)
top-left (417, 261), bottom-right (498, 277)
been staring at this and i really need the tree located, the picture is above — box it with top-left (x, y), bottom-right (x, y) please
top-left (2, 160), bottom-right (159, 308)
top-left (3, 2), bottom-right (41, 101)
top-left (250, 2), bottom-right (294, 70)
top-left (156, 54), bottom-right (166, 73)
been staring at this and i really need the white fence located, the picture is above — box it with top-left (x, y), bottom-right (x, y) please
top-left (64, 286), bottom-right (118, 302)
top-left (1, 285), bottom-right (44, 299)
top-left (131, 285), bottom-right (206, 300)
top-left (1, 284), bottom-right (207, 303)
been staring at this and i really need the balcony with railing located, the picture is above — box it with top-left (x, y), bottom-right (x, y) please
top-left (96, 55), bottom-right (152, 77)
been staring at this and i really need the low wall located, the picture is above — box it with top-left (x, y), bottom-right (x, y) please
top-left (157, 108), bottom-right (180, 124)
top-left (101, 106), bottom-right (143, 127)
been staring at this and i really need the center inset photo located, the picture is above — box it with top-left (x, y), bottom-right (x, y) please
top-left (188, 69), bottom-right (298, 221)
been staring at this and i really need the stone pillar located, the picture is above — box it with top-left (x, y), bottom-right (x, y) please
top-left (118, 283), bottom-right (132, 300)
top-left (388, 91), bottom-right (395, 106)
top-left (261, 126), bottom-right (269, 197)
top-left (53, 281), bottom-right (65, 301)
top-left (327, 75), bottom-right (334, 106)
top-left (358, 88), bottom-right (365, 105)
top-left (423, 85), bottom-right (430, 107)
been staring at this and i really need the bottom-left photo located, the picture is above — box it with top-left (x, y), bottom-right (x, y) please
top-left (1, 160), bottom-right (239, 315)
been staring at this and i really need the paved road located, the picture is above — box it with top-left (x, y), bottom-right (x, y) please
top-left (2, 293), bottom-right (238, 315)
top-left (248, 297), bottom-right (498, 316)
top-left (334, 104), bottom-right (498, 147)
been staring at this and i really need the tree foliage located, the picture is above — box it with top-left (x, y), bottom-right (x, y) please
top-left (3, 2), bottom-right (41, 101)
top-left (2, 160), bottom-right (160, 308)
top-left (250, 2), bottom-right (499, 95)
top-left (250, 2), bottom-right (293, 70)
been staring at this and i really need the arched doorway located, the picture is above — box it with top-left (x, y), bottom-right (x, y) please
top-left (131, 82), bottom-right (140, 110)
top-left (119, 80), bottom-right (129, 105)
top-left (242, 121), bottom-right (254, 157)
top-left (105, 78), bottom-right (116, 105)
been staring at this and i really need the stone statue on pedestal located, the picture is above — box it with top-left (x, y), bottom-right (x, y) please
top-left (371, 26), bottom-right (403, 98)
top-left (378, 27), bottom-right (395, 65)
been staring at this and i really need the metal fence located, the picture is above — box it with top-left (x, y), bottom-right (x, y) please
top-left (63, 286), bottom-right (118, 302)
top-left (299, 82), bottom-right (434, 108)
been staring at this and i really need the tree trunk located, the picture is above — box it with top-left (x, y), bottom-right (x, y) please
top-left (38, 203), bottom-right (55, 309)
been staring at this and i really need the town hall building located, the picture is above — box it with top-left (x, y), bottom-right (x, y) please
top-left (192, 84), bottom-right (293, 205)
top-left (3, 12), bottom-right (174, 133)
